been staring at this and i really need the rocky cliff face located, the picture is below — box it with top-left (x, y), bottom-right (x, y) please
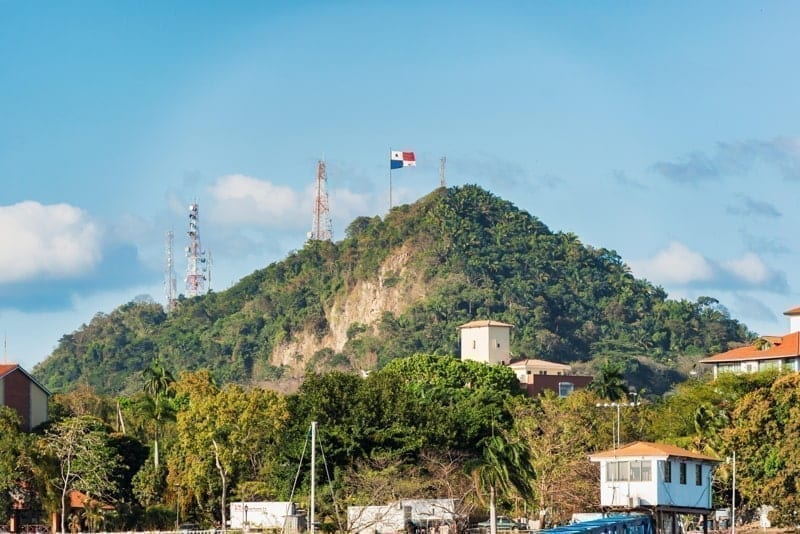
top-left (271, 243), bottom-right (429, 369)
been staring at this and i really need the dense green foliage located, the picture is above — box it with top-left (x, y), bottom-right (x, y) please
top-left (34, 186), bottom-right (752, 395)
top-left (10, 353), bottom-right (800, 530)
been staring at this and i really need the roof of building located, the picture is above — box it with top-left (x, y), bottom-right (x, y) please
top-left (69, 490), bottom-right (114, 510)
top-left (458, 320), bottom-right (514, 329)
top-left (589, 441), bottom-right (720, 462)
top-left (699, 332), bottom-right (800, 364)
top-left (507, 358), bottom-right (572, 371)
top-left (784, 306), bottom-right (800, 316)
top-left (0, 363), bottom-right (51, 396)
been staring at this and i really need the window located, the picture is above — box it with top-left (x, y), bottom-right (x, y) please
top-left (664, 461), bottom-right (672, 483)
top-left (494, 339), bottom-right (501, 348)
top-left (695, 464), bottom-right (702, 485)
top-left (472, 340), bottom-right (476, 349)
top-left (679, 463), bottom-right (687, 485)
top-left (606, 461), bottom-right (651, 482)
top-left (558, 382), bottom-right (574, 398)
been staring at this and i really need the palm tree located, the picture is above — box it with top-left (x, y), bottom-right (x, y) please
top-left (466, 435), bottom-right (535, 534)
top-left (693, 403), bottom-right (729, 456)
top-left (141, 358), bottom-right (176, 469)
top-left (142, 357), bottom-right (175, 399)
top-left (588, 360), bottom-right (627, 401)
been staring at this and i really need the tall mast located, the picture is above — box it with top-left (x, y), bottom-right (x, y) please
top-left (439, 156), bottom-right (447, 188)
top-left (309, 160), bottom-right (332, 241)
top-left (310, 421), bottom-right (317, 534)
top-left (185, 202), bottom-right (208, 298)
top-left (164, 230), bottom-right (177, 311)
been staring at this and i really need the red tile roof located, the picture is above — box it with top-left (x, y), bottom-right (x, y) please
top-left (69, 490), bottom-right (113, 510)
top-left (589, 441), bottom-right (720, 462)
top-left (784, 306), bottom-right (800, 316)
top-left (700, 332), bottom-right (800, 364)
top-left (0, 364), bottom-right (19, 378)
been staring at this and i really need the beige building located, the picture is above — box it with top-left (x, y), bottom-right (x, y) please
top-left (458, 321), bottom-right (592, 396)
top-left (458, 320), bottom-right (513, 365)
top-left (507, 358), bottom-right (592, 397)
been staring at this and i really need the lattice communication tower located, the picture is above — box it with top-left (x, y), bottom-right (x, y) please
top-left (185, 203), bottom-right (208, 297)
top-left (309, 159), bottom-right (332, 241)
top-left (164, 230), bottom-right (178, 311)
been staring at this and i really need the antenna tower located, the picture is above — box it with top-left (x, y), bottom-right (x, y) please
top-left (185, 202), bottom-right (208, 298)
top-left (164, 230), bottom-right (177, 311)
top-left (309, 159), bottom-right (332, 241)
top-left (439, 156), bottom-right (447, 188)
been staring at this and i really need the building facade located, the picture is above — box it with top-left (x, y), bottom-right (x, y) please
top-left (588, 441), bottom-right (719, 512)
top-left (0, 364), bottom-right (49, 431)
top-left (700, 307), bottom-right (800, 378)
top-left (458, 320), bottom-right (513, 365)
top-left (507, 359), bottom-right (593, 397)
top-left (458, 321), bottom-right (591, 397)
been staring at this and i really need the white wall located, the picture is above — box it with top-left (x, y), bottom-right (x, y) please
top-left (229, 501), bottom-right (297, 529)
top-left (597, 459), bottom-right (714, 510)
top-left (656, 460), bottom-right (714, 510)
top-left (29, 383), bottom-right (48, 430)
top-left (460, 326), bottom-right (510, 365)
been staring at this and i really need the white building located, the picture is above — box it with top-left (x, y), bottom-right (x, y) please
top-left (588, 442), bottom-right (719, 512)
top-left (700, 306), bottom-right (800, 378)
top-left (458, 320), bottom-right (513, 365)
top-left (348, 498), bottom-right (460, 534)
top-left (229, 501), bottom-right (302, 531)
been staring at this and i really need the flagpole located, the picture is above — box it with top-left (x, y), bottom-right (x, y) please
top-left (389, 148), bottom-right (393, 210)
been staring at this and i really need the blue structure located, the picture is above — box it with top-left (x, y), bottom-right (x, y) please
top-left (539, 515), bottom-right (655, 534)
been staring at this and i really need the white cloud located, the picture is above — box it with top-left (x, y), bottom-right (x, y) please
top-left (630, 242), bottom-right (787, 294)
top-left (722, 252), bottom-right (769, 284)
top-left (331, 188), bottom-right (372, 221)
top-left (0, 202), bottom-right (102, 284)
top-left (208, 174), bottom-right (304, 227)
top-left (629, 241), bottom-right (713, 285)
top-left (208, 173), bottom-right (375, 236)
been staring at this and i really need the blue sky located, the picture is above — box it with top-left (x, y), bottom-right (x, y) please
top-left (2, 2), bottom-right (800, 370)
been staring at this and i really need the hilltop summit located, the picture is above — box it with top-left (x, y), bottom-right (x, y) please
top-left (34, 186), bottom-right (752, 395)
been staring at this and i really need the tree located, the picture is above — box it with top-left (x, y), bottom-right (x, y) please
top-left (141, 357), bottom-right (176, 470)
top-left (42, 416), bottom-right (121, 534)
top-left (0, 408), bottom-right (36, 524)
top-left (465, 435), bottom-right (534, 534)
top-left (588, 360), bottom-right (627, 401)
top-left (510, 393), bottom-right (601, 524)
top-left (169, 378), bottom-right (288, 527)
top-left (725, 373), bottom-right (800, 524)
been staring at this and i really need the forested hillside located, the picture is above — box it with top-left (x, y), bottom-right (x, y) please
top-left (33, 185), bottom-right (753, 395)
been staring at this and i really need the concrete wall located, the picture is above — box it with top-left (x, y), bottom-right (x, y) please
top-left (460, 326), bottom-right (510, 365)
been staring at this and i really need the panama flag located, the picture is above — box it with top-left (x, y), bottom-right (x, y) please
top-left (390, 150), bottom-right (416, 169)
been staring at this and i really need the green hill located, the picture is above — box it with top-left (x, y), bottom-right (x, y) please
top-left (33, 185), bottom-right (753, 395)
